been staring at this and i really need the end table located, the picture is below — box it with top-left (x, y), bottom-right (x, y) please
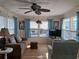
top-left (0, 47), bottom-right (13, 59)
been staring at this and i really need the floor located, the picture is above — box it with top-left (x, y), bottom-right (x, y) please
top-left (22, 37), bottom-right (48, 59)
top-left (22, 37), bottom-right (79, 59)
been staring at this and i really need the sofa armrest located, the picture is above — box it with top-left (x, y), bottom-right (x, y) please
top-left (6, 43), bottom-right (21, 59)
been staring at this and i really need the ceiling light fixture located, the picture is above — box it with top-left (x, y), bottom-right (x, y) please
top-left (36, 20), bottom-right (42, 24)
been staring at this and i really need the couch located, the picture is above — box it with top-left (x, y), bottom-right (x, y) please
top-left (0, 37), bottom-right (28, 59)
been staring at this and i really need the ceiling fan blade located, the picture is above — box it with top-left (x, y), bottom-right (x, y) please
top-left (24, 10), bottom-right (32, 14)
top-left (39, 9), bottom-right (50, 12)
top-left (19, 8), bottom-right (30, 9)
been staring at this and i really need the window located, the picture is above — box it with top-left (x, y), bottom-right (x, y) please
top-left (70, 16), bottom-right (77, 31)
top-left (0, 16), bottom-right (15, 35)
top-left (30, 21), bottom-right (48, 37)
top-left (30, 21), bottom-right (38, 29)
top-left (0, 16), bottom-right (5, 29)
top-left (62, 18), bottom-right (70, 30)
top-left (30, 21), bottom-right (38, 37)
top-left (40, 21), bottom-right (48, 30)
top-left (8, 18), bottom-right (14, 34)
top-left (0, 16), bottom-right (7, 30)
top-left (62, 16), bottom-right (77, 40)
top-left (40, 21), bottom-right (48, 37)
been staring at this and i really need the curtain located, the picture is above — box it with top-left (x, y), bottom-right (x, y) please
top-left (60, 18), bottom-right (63, 38)
top-left (13, 16), bottom-right (18, 37)
top-left (48, 19), bottom-right (53, 30)
top-left (76, 12), bottom-right (79, 41)
top-left (24, 18), bottom-right (30, 38)
top-left (60, 18), bottom-right (63, 30)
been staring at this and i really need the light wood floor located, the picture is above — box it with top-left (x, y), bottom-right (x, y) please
top-left (21, 37), bottom-right (79, 59)
top-left (22, 37), bottom-right (48, 59)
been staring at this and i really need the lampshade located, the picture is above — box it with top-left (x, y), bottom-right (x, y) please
top-left (36, 20), bottom-right (42, 24)
top-left (0, 28), bottom-right (10, 37)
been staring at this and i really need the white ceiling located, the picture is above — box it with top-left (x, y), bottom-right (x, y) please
top-left (0, 0), bottom-right (79, 16)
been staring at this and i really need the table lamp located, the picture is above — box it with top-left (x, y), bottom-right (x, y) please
top-left (0, 28), bottom-right (10, 50)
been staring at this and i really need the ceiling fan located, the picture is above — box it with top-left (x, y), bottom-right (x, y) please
top-left (19, 3), bottom-right (50, 15)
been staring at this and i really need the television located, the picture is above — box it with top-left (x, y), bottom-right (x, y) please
top-left (49, 29), bottom-right (61, 37)
top-left (0, 38), bottom-right (6, 50)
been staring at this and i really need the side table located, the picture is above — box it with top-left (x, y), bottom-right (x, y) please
top-left (0, 47), bottom-right (13, 59)
top-left (30, 42), bottom-right (38, 49)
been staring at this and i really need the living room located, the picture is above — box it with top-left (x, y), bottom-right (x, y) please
top-left (0, 0), bottom-right (79, 59)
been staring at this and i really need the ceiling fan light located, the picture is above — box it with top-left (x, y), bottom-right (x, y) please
top-left (35, 11), bottom-right (41, 15)
top-left (36, 20), bottom-right (42, 24)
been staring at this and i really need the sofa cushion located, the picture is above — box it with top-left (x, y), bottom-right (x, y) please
top-left (16, 36), bottom-right (22, 43)
top-left (9, 36), bottom-right (17, 44)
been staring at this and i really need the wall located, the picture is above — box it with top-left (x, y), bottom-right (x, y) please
top-left (18, 16), bottom-right (25, 37)
top-left (63, 5), bottom-right (79, 17)
top-left (52, 16), bottom-right (62, 29)
top-left (0, 6), bottom-right (16, 17)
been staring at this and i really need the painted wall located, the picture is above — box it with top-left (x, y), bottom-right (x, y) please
top-left (18, 16), bottom-right (25, 37)
top-left (52, 16), bottom-right (62, 30)
top-left (0, 6), bottom-right (16, 17)
top-left (63, 5), bottom-right (79, 17)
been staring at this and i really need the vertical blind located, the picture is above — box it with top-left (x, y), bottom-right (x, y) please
top-left (0, 16), bottom-right (15, 34)
top-left (0, 16), bottom-right (6, 29)
top-left (8, 18), bottom-right (14, 34)
top-left (62, 18), bottom-right (70, 30)
top-left (62, 15), bottom-right (77, 40)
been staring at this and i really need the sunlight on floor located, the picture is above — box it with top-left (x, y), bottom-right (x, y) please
top-left (46, 52), bottom-right (48, 59)
top-left (27, 45), bottom-right (30, 48)
top-left (37, 55), bottom-right (43, 58)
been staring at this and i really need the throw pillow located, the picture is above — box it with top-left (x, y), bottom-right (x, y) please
top-left (9, 36), bottom-right (17, 44)
top-left (16, 36), bottom-right (22, 43)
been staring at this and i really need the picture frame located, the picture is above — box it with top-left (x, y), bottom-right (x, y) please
top-left (53, 21), bottom-right (59, 29)
top-left (19, 21), bottom-right (25, 30)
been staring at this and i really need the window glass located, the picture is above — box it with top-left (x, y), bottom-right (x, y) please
top-left (40, 21), bottom-right (48, 30)
top-left (0, 16), bottom-right (15, 35)
top-left (70, 16), bottom-right (77, 31)
top-left (0, 16), bottom-right (7, 29)
top-left (0, 16), bottom-right (5, 29)
top-left (30, 21), bottom-right (38, 29)
top-left (62, 16), bottom-right (77, 40)
top-left (62, 18), bottom-right (70, 30)
top-left (30, 21), bottom-right (48, 37)
top-left (8, 18), bottom-right (14, 34)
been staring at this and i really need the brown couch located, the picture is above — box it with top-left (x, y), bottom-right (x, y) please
top-left (7, 44), bottom-right (21, 59)
top-left (0, 37), bottom-right (27, 59)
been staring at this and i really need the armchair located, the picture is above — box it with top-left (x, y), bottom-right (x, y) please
top-left (48, 40), bottom-right (79, 59)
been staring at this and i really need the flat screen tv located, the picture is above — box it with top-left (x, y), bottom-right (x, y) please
top-left (49, 30), bottom-right (61, 37)
top-left (0, 38), bottom-right (6, 50)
